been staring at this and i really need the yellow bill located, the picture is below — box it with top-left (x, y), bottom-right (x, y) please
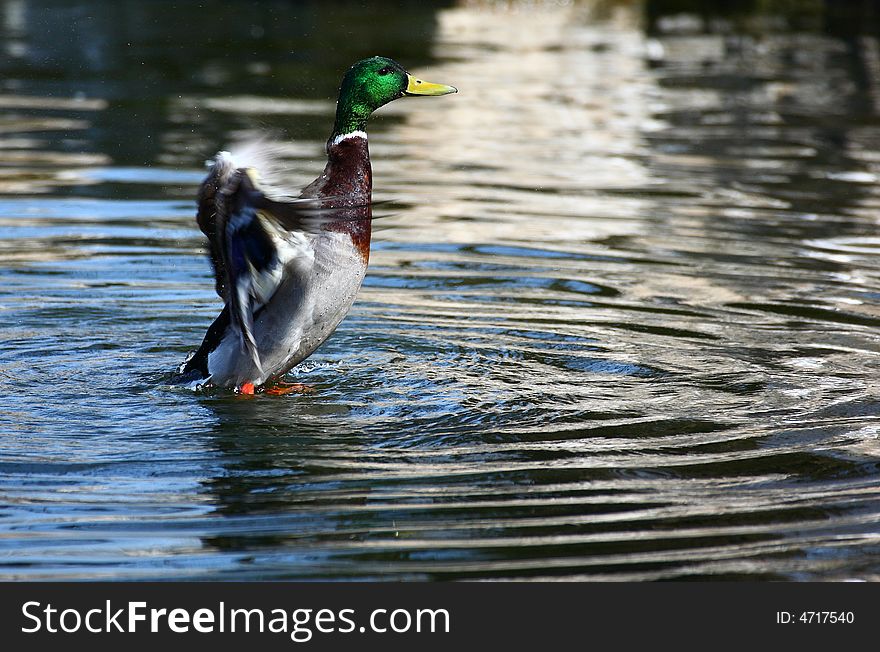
top-left (405, 74), bottom-right (458, 96)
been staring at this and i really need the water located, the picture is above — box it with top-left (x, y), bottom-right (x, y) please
top-left (2, 0), bottom-right (880, 580)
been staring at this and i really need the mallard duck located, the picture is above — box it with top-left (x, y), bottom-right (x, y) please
top-left (176, 56), bottom-right (457, 394)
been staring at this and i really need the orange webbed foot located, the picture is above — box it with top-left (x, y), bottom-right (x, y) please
top-left (236, 382), bottom-right (256, 395)
top-left (264, 380), bottom-right (314, 396)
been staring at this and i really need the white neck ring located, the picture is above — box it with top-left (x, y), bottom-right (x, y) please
top-left (330, 130), bottom-right (368, 146)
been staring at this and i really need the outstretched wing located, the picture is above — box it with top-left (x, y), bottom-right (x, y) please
top-left (196, 152), bottom-right (236, 299)
top-left (214, 169), bottom-right (291, 376)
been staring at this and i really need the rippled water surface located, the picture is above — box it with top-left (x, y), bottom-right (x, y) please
top-left (3, 0), bottom-right (880, 580)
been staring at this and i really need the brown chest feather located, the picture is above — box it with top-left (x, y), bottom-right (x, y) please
top-left (301, 136), bottom-right (373, 262)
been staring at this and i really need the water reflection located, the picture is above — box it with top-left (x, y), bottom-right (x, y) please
top-left (2, 0), bottom-right (880, 580)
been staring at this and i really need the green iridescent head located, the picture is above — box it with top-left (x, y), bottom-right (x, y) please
top-left (331, 56), bottom-right (457, 139)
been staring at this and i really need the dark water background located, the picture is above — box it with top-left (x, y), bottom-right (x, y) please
top-left (2, 0), bottom-right (880, 580)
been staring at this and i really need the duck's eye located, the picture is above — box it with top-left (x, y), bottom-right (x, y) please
top-left (377, 66), bottom-right (393, 76)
